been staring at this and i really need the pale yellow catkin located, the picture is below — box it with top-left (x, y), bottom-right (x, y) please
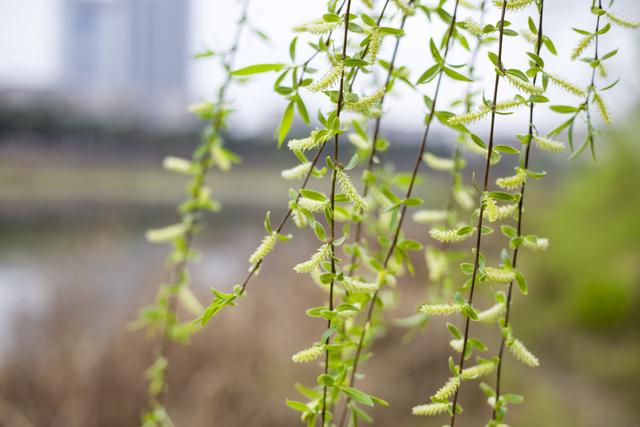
top-left (509, 338), bottom-right (540, 367)
top-left (419, 303), bottom-right (465, 316)
top-left (293, 19), bottom-right (340, 35)
top-left (294, 244), bottom-right (331, 273)
top-left (281, 162), bottom-right (312, 180)
top-left (393, 0), bottom-right (415, 16)
top-left (572, 33), bottom-right (595, 61)
top-left (547, 73), bottom-right (587, 97)
top-left (492, 0), bottom-right (535, 10)
top-left (522, 236), bottom-right (549, 251)
top-left (605, 11), bottom-right (640, 29)
top-left (337, 169), bottom-right (369, 211)
top-left (506, 74), bottom-right (544, 95)
top-left (461, 360), bottom-right (497, 380)
top-left (344, 87), bottom-right (385, 114)
top-left (484, 267), bottom-right (516, 284)
top-left (412, 402), bottom-right (449, 416)
top-left (593, 92), bottom-right (611, 125)
top-left (249, 233), bottom-right (277, 265)
top-left (433, 376), bottom-right (461, 401)
top-left (292, 344), bottom-right (323, 363)
top-left (429, 227), bottom-right (473, 243)
top-left (496, 168), bottom-right (526, 190)
top-left (308, 64), bottom-right (344, 92)
top-left (533, 136), bottom-right (565, 153)
top-left (342, 276), bottom-right (378, 294)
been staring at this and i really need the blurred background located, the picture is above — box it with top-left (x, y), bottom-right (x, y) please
top-left (1, 0), bottom-right (639, 426)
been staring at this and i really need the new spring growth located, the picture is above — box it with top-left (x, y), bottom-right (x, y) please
top-left (425, 247), bottom-right (449, 282)
top-left (496, 167), bottom-right (526, 190)
top-left (292, 343), bottom-right (324, 363)
top-left (343, 87), bottom-right (385, 114)
top-left (294, 244), bottom-right (331, 273)
top-left (298, 197), bottom-right (327, 212)
top-left (281, 162), bottom-right (312, 180)
top-left (249, 233), bottom-right (277, 265)
top-left (593, 92), bottom-right (611, 125)
top-left (450, 339), bottom-right (464, 353)
top-left (461, 359), bottom-right (497, 380)
top-left (462, 18), bottom-right (485, 37)
top-left (365, 28), bottom-right (382, 64)
top-left (420, 303), bottom-right (465, 317)
top-left (572, 32), bottom-right (595, 61)
top-left (308, 64), bottom-right (344, 92)
top-left (605, 11), bottom-right (640, 29)
top-left (429, 226), bottom-right (474, 243)
top-left (433, 376), bottom-right (461, 401)
top-left (484, 193), bottom-right (500, 222)
top-left (423, 153), bottom-right (455, 171)
top-left (492, 0), bottom-right (535, 10)
top-left (448, 97), bottom-right (528, 125)
top-left (413, 209), bottom-right (449, 224)
top-left (484, 266), bottom-right (516, 284)
top-left (412, 402), bottom-right (450, 416)
top-left (393, 0), bottom-right (416, 16)
top-left (547, 73), bottom-right (587, 97)
top-left (505, 74), bottom-right (544, 96)
top-left (337, 168), bottom-right (369, 211)
top-left (483, 203), bottom-right (518, 222)
top-left (532, 135), bottom-right (565, 153)
top-left (293, 18), bottom-right (341, 35)
top-left (522, 236), bottom-right (549, 251)
top-left (288, 129), bottom-right (331, 152)
top-left (508, 338), bottom-right (540, 367)
top-left (476, 302), bottom-right (506, 323)
top-left (342, 276), bottom-right (379, 294)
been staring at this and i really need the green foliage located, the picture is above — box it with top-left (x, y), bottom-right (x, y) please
top-left (135, 0), bottom-right (639, 425)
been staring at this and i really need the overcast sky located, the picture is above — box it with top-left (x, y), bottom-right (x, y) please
top-left (1, 0), bottom-right (639, 138)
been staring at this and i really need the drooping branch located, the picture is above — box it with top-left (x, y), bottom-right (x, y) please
top-left (492, 1), bottom-right (545, 421)
top-left (449, 2), bottom-right (509, 426)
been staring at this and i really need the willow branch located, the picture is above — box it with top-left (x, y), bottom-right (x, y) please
top-left (237, 0), bottom-right (393, 295)
top-left (348, 0), bottom-right (412, 276)
top-left (155, 0), bottom-right (252, 407)
top-left (492, 0), bottom-right (545, 419)
top-left (338, 2), bottom-right (462, 424)
top-left (450, 2), bottom-right (508, 426)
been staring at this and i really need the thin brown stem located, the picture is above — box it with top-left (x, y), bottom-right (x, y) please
top-left (493, 1), bottom-right (545, 420)
top-left (348, 3), bottom-right (411, 276)
top-left (450, 2), bottom-right (508, 425)
top-left (321, 3), bottom-right (353, 425)
top-left (237, 0), bottom-right (393, 297)
top-left (154, 0), bottom-right (252, 409)
top-left (337, 2), bottom-right (461, 424)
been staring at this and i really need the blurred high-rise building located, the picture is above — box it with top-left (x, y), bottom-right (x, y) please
top-left (62, 0), bottom-right (188, 127)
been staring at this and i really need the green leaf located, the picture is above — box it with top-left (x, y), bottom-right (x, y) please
top-left (443, 66), bottom-right (472, 82)
top-left (300, 189), bottom-right (327, 201)
top-left (286, 400), bottom-right (309, 413)
top-left (515, 271), bottom-right (527, 295)
top-left (550, 105), bottom-right (579, 114)
top-left (417, 64), bottom-right (441, 85)
top-left (231, 63), bottom-right (285, 76)
top-left (379, 26), bottom-right (404, 36)
top-left (494, 144), bottom-right (519, 154)
top-left (502, 394), bottom-right (524, 404)
top-left (340, 386), bottom-right (374, 406)
top-left (317, 374), bottom-right (334, 386)
top-left (314, 221), bottom-right (327, 242)
top-left (146, 223), bottom-right (187, 243)
top-left (277, 102), bottom-right (295, 147)
top-left (447, 322), bottom-right (462, 339)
